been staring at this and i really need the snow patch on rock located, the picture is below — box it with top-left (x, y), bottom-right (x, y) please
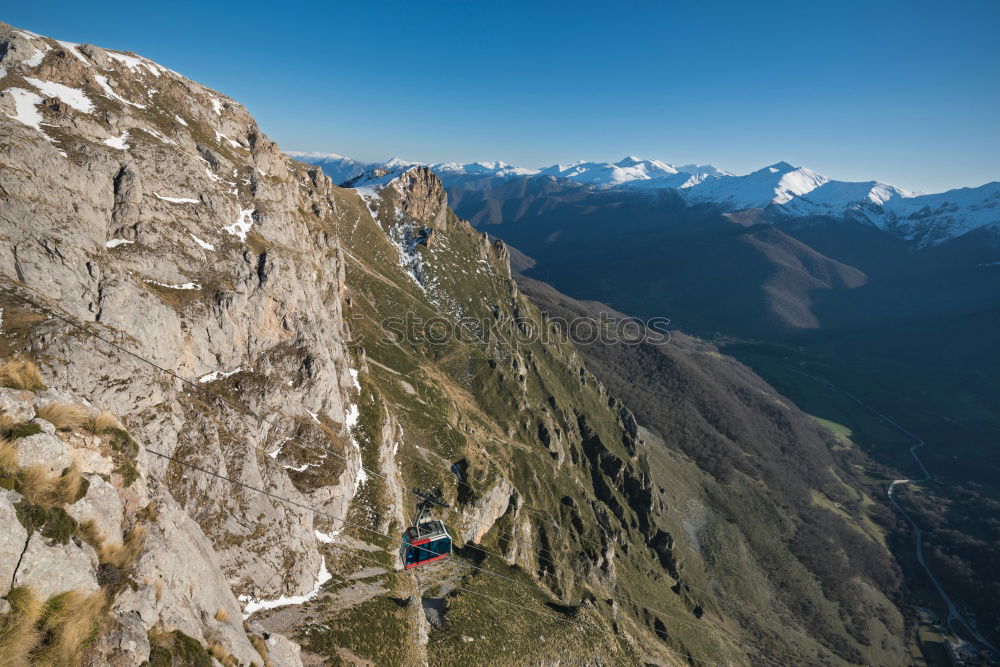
top-left (145, 279), bottom-right (200, 290)
top-left (21, 46), bottom-right (47, 67)
top-left (215, 131), bottom-right (244, 150)
top-left (155, 193), bottom-right (200, 204)
top-left (3, 88), bottom-right (67, 155)
top-left (224, 208), bottom-right (255, 241)
top-left (24, 76), bottom-right (93, 113)
top-left (5, 87), bottom-right (43, 131)
top-left (103, 131), bottom-right (130, 150)
top-left (198, 368), bottom-right (242, 383)
top-left (106, 51), bottom-right (163, 77)
top-left (190, 233), bottom-right (215, 251)
top-left (94, 74), bottom-right (146, 109)
top-left (239, 557), bottom-right (331, 618)
top-left (55, 40), bottom-right (90, 66)
top-left (344, 403), bottom-right (369, 492)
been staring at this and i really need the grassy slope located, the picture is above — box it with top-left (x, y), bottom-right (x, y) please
top-left (291, 182), bottom-right (760, 665)
top-left (517, 275), bottom-right (912, 665)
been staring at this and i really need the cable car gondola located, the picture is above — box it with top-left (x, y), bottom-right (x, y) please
top-left (401, 490), bottom-right (452, 569)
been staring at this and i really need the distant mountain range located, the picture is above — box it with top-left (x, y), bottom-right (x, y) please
top-left (290, 152), bottom-right (1000, 246)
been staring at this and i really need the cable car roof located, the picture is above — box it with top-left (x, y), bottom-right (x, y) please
top-left (406, 519), bottom-right (450, 545)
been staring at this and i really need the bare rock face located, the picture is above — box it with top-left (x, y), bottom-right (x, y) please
top-left (13, 533), bottom-right (101, 598)
top-left (0, 388), bottom-right (36, 421)
top-left (459, 478), bottom-right (517, 545)
top-left (108, 496), bottom-right (262, 665)
top-left (66, 432), bottom-right (116, 476)
top-left (385, 166), bottom-right (449, 231)
top-left (66, 475), bottom-right (125, 546)
top-left (0, 20), bottom-right (758, 667)
top-left (0, 490), bottom-right (27, 598)
top-left (493, 238), bottom-right (512, 278)
top-left (14, 429), bottom-right (73, 472)
top-left (266, 633), bottom-right (303, 665)
top-left (0, 22), bottom-right (353, 664)
top-left (0, 377), bottom-right (308, 665)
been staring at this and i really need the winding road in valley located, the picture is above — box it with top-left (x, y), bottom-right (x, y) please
top-left (789, 368), bottom-right (997, 653)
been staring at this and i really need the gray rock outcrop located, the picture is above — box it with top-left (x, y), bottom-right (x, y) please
top-left (12, 533), bottom-right (101, 598)
top-left (15, 429), bottom-right (73, 472)
top-left (0, 489), bottom-right (27, 598)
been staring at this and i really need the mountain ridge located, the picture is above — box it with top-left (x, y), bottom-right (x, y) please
top-left (291, 152), bottom-right (1000, 246)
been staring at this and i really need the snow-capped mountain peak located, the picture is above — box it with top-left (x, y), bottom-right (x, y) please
top-left (764, 161), bottom-right (796, 173)
top-left (614, 155), bottom-right (675, 171)
top-left (681, 161), bottom-right (829, 208)
top-left (431, 160), bottom-right (539, 177)
top-left (535, 157), bottom-right (684, 186)
top-left (384, 156), bottom-right (418, 168)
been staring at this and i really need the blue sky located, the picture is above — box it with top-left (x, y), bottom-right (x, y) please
top-left (5, 0), bottom-right (999, 192)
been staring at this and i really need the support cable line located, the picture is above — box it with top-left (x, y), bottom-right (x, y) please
top-left (297, 433), bottom-right (786, 642)
top-left (340, 249), bottom-right (584, 529)
top-left (146, 447), bottom-right (723, 667)
top-left (0, 279), bottom-right (268, 423)
top-left (323, 260), bottom-right (798, 624)
top-left (336, 403), bottom-right (792, 631)
top-left (382, 428), bottom-right (786, 623)
top-left (286, 433), bottom-right (802, 667)
top-left (341, 246), bottom-right (788, 626)
top-left (165, 427), bottom-right (788, 666)
top-left (337, 237), bottom-right (881, 652)
top-left (0, 279), bottom-right (815, 665)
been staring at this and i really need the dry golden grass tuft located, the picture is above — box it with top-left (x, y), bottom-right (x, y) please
top-left (0, 587), bottom-right (105, 666)
top-left (0, 587), bottom-right (43, 667)
top-left (53, 463), bottom-right (86, 504)
top-left (207, 641), bottom-right (238, 666)
top-left (84, 410), bottom-right (123, 435)
top-left (33, 589), bottom-right (106, 665)
top-left (0, 358), bottom-right (44, 392)
top-left (15, 463), bottom-right (85, 507)
top-left (0, 437), bottom-right (17, 475)
top-left (249, 634), bottom-right (273, 667)
top-left (98, 524), bottom-right (146, 570)
top-left (15, 465), bottom-right (58, 506)
top-left (36, 402), bottom-right (88, 431)
top-left (77, 519), bottom-right (103, 548)
top-left (136, 501), bottom-right (159, 523)
top-left (214, 607), bottom-right (229, 623)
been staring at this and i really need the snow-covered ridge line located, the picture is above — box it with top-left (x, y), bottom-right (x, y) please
top-left (294, 153), bottom-right (1000, 245)
top-left (291, 152), bottom-right (992, 199)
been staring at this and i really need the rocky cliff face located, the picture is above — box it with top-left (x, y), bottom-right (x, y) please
top-left (0, 22), bottom-right (359, 664)
top-left (0, 22), bottom-right (909, 667)
top-left (0, 385), bottom-right (300, 665)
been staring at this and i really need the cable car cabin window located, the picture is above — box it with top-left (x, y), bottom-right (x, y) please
top-left (401, 520), bottom-right (452, 569)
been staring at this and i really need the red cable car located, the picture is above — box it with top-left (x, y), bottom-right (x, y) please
top-left (400, 491), bottom-right (452, 569)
